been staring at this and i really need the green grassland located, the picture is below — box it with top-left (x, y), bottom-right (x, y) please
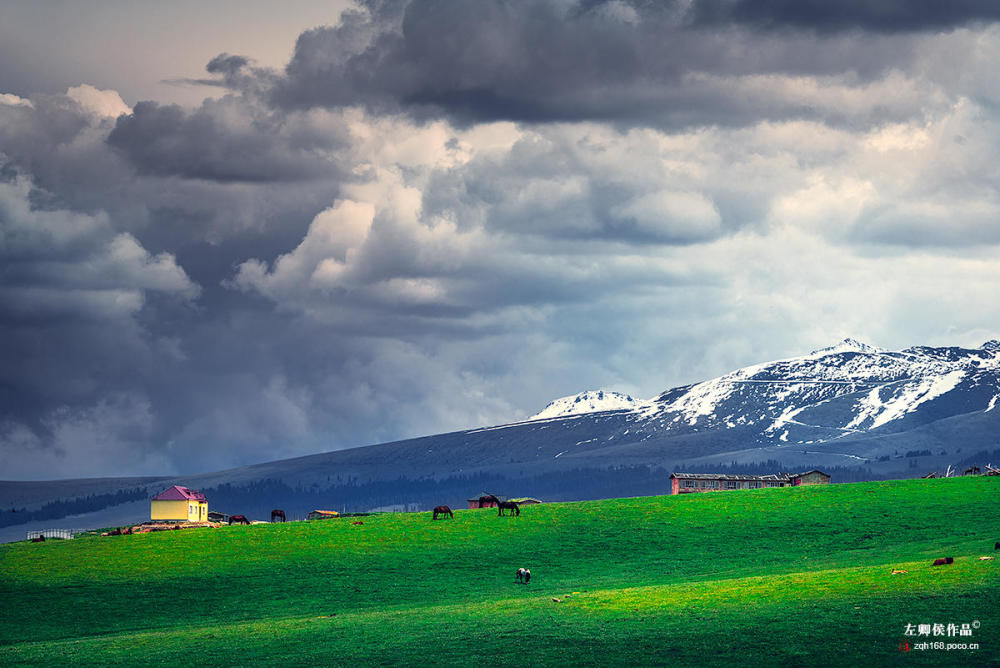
top-left (1, 477), bottom-right (998, 666)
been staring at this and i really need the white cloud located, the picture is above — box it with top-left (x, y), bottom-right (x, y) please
top-left (232, 198), bottom-right (375, 297)
top-left (610, 190), bottom-right (722, 241)
top-left (66, 84), bottom-right (131, 118)
top-left (0, 92), bottom-right (32, 108)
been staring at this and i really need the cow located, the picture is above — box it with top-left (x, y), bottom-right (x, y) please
top-left (932, 557), bottom-right (954, 566)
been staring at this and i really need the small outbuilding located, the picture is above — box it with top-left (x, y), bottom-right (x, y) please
top-left (150, 485), bottom-right (208, 522)
top-left (788, 469), bottom-right (831, 486)
top-left (307, 510), bottom-right (340, 520)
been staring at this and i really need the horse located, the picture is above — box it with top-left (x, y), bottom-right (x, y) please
top-left (964, 466), bottom-right (981, 476)
top-left (271, 509), bottom-right (286, 523)
top-left (497, 501), bottom-right (520, 516)
top-left (478, 495), bottom-right (499, 508)
top-left (432, 505), bottom-right (453, 520)
top-left (229, 514), bottom-right (250, 525)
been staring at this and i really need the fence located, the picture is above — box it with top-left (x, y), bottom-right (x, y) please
top-left (26, 528), bottom-right (80, 540)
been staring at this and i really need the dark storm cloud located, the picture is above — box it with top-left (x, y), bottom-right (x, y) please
top-left (0, 90), bottom-right (341, 257)
top-left (265, 0), bottom-right (981, 128)
top-left (690, 0), bottom-right (1000, 33)
top-left (206, 53), bottom-right (251, 77)
top-left (107, 98), bottom-right (346, 183)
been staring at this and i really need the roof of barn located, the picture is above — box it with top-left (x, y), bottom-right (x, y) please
top-left (670, 470), bottom-right (827, 481)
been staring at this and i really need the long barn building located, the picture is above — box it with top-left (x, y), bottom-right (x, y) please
top-left (670, 470), bottom-right (830, 495)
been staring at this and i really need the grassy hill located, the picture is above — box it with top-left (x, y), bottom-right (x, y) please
top-left (1, 477), bottom-right (997, 666)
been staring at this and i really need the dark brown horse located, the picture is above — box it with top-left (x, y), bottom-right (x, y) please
top-left (964, 466), bottom-right (981, 476)
top-left (229, 514), bottom-right (250, 525)
top-left (497, 501), bottom-right (520, 516)
top-left (271, 509), bottom-right (286, 522)
top-left (478, 495), bottom-right (499, 508)
top-left (432, 505), bottom-right (453, 520)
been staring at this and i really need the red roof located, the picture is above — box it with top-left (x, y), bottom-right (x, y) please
top-left (152, 485), bottom-right (207, 502)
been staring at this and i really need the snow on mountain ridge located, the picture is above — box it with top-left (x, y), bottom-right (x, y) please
top-left (530, 390), bottom-right (647, 420)
top-left (809, 338), bottom-right (886, 356)
top-left (527, 341), bottom-right (1000, 443)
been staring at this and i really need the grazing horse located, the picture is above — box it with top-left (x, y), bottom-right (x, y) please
top-left (932, 557), bottom-right (954, 566)
top-left (432, 505), bottom-right (453, 520)
top-left (271, 509), bottom-right (286, 523)
top-left (229, 514), bottom-right (250, 525)
top-left (497, 501), bottom-right (520, 516)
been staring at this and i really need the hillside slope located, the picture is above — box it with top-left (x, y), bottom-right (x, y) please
top-left (1, 477), bottom-right (997, 665)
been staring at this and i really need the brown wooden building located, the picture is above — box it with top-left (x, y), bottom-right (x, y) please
top-left (670, 470), bottom-right (830, 495)
top-left (467, 493), bottom-right (505, 509)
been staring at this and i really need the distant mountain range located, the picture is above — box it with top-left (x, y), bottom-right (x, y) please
top-left (3, 339), bottom-right (999, 541)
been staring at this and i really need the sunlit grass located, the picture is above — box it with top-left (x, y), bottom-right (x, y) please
top-left (1, 477), bottom-right (997, 665)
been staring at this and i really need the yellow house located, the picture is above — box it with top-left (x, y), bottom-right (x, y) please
top-left (150, 485), bottom-right (208, 522)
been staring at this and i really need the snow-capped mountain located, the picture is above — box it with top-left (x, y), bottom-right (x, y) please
top-left (526, 338), bottom-right (1000, 448)
top-left (530, 390), bottom-right (648, 419)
